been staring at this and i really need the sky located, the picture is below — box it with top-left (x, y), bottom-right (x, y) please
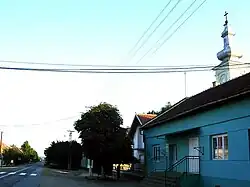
top-left (0, 0), bottom-right (249, 156)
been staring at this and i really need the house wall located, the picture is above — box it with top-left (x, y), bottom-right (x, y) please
top-left (144, 98), bottom-right (250, 187)
top-left (133, 126), bottom-right (144, 160)
top-left (144, 136), bottom-right (167, 173)
top-left (133, 126), bottom-right (144, 149)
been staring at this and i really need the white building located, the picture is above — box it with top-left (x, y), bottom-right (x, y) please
top-left (128, 113), bottom-right (156, 171)
top-left (213, 12), bottom-right (250, 86)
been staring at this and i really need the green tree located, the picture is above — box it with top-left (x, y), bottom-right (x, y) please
top-left (3, 145), bottom-right (23, 165)
top-left (21, 141), bottom-right (39, 163)
top-left (147, 102), bottom-right (172, 115)
top-left (44, 140), bottom-right (82, 169)
top-left (74, 102), bottom-right (133, 175)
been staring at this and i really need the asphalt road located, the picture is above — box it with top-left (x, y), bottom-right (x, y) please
top-left (0, 162), bottom-right (43, 187)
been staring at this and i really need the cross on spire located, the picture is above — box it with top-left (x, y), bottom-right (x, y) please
top-left (224, 11), bottom-right (228, 26)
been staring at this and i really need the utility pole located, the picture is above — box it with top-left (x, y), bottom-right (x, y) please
top-left (67, 130), bottom-right (74, 170)
top-left (0, 131), bottom-right (3, 167)
top-left (184, 72), bottom-right (187, 98)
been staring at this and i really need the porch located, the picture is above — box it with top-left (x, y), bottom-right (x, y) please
top-left (166, 128), bottom-right (201, 174)
top-left (143, 129), bottom-right (200, 187)
top-left (150, 128), bottom-right (201, 174)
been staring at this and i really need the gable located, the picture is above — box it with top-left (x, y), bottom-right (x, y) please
top-left (128, 114), bottom-right (157, 138)
top-left (127, 116), bottom-right (141, 139)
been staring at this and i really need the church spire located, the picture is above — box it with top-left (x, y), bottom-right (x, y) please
top-left (212, 12), bottom-right (248, 86)
top-left (224, 11), bottom-right (228, 26)
top-left (217, 11), bottom-right (242, 62)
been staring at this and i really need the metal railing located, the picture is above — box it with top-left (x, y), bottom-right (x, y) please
top-left (167, 156), bottom-right (200, 173)
top-left (164, 156), bottom-right (200, 187)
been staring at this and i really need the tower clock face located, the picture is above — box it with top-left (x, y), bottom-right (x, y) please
top-left (219, 74), bottom-right (227, 83)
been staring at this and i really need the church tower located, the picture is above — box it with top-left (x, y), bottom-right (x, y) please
top-left (213, 12), bottom-right (249, 85)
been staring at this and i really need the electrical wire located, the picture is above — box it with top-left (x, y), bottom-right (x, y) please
top-left (0, 115), bottom-right (81, 128)
top-left (1, 60), bottom-right (249, 71)
top-left (136, 0), bottom-right (199, 64)
top-left (153, 0), bottom-right (207, 54)
top-left (129, 0), bottom-right (182, 61)
top-left (0, 63), bottom-right (249, 74)
top-left (0, 59), bottom-right (218, 68)
top-left (127, 0), bottom-right (172, 55)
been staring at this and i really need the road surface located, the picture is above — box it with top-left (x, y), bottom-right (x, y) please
top-left (0, 162), bottom-right (42, 187)
top-left (0, 163), bottom-right (139, 187)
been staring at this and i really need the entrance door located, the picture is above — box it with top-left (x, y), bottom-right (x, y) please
top-left (188, 137), bottom-right (199, 173)
top-left (169, 144), bottom-right (177, 168)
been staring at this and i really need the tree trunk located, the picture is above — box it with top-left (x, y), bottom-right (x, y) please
top-left (101, 166), bottom-right (105, 178)
top-left (117, 164), bottom-right (121, 179)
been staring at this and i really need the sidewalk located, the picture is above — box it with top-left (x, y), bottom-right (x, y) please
top-left (40, 167), bottom-right (139, 187)
top-left (40, 175), bottom-right (139, 187)
top-left (39, 176), bottom-right (93, 187)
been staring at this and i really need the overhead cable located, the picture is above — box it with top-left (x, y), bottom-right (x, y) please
top-left (128, 0), bottom-right (172, 55)
top-left (129, 0), bottom-right (182, 61)
top-left (153, 0), bottom-right (207, 54)
top-left (0, 63), bottom-right (249, 74)
top-left (137, 0), bottom-right (199, 64)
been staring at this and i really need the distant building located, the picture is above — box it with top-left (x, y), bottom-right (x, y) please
top-left (128, 113), bottom-right (156, 171)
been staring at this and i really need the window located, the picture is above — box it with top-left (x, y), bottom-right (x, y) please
top-left (153, 145), bottom-right (160, 161)
top-left (212, 134), bottom-right (228, 160)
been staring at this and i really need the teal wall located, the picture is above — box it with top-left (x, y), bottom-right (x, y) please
top-left (144, 136), bottom-right (167, 173)
top-left (168, 135), bottom-right (188, 161)
top-left (144, 98), bottom-right (250, 187)
top-left (167, 133), bottom-right (194, 172)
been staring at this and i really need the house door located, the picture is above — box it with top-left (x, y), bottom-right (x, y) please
top-left (169, 144), bottom-right (177, 167)
top-left (188, 137), bottom-right (199, 173)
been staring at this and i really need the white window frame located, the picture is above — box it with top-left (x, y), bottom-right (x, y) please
top-left (212, 134), bottom-right (228, 160)
top-left (153, 144), bottom-right (160, 162)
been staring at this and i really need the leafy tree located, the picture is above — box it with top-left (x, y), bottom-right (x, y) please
top-left (74, 102), bottom-right (133, 175)
top-left (3, 145), bottom-right (24, 165)
top-left (21, 141), bottom-right (39, 163)
top-left (147, 102), bottom-right (172, 115)
top-left (2, 141), bottom-right (39, 166)
top-left (44, 140), bottom-right (82, 170)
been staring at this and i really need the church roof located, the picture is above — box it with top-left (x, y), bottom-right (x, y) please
top-left (141, 72), bottom-right (250, 129)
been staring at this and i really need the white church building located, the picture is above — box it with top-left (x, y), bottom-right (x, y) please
top-left (212, 12), bottom-right (250, 86)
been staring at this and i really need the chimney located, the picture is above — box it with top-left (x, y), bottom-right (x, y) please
top-left (212, 81), bottom-right (217, 87)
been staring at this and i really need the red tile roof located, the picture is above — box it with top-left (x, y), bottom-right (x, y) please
top-left (137, 114), bottom-right (157, 125)
top-left (127, 114), bottom-right (157, 139)
top-left (142, 72), bottom-right (250, 129)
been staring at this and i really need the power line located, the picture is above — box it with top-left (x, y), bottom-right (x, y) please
top-left (67, 130), bottom-right (74, 170)
top-left (129, 0), bottom-right (182, 61)
top-left (0, 115), bottom-right (80, 128)
top-left (0, 63), bottom-right (249, 74)
top-left (0, 59), bottom-right (217, 68)
top-left (153, 0), bottom-right (207, 54)
top-left (4, 59), bottom-right (246, 70)
top-left (136, 0), bottom-right (199, 64)
top-left (127, 0), bottom-right (172, 55)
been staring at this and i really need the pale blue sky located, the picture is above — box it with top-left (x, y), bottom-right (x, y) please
top-left (0, 0), bottom-right (249, 156)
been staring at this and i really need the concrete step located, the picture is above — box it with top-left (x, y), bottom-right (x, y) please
top-left (138, 172), bottom-right (181, 187)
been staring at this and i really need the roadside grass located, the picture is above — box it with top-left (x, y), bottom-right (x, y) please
top-left (41, 167), bottom-right (53, 176)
